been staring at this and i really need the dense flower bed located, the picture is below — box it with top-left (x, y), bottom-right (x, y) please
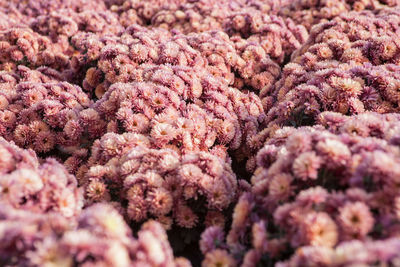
top-left (1, 0), bottom-right (400, 266)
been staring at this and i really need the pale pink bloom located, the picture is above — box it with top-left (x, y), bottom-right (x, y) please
top-left (316, 139), bottom-right (351, 166)
top-left (175, 204), bottom-right (198, 228)
top-left (146, 187), bottom-right (173, 216)
top-left (200, 226), bottom-right (225, 254)
top-left (56, 189), bottom-right (79, 217)
top-left (338, 201), bottom-right (374, 239)
top-left (150, 122), bottom-right (177, 145)
top-left (202, 249), bottom-right (236, 267)
top-left (86, 179), bottom-right (110, 202)
top-left (299, 212), bottom-right (338, 248)
top-left (292, 151), bottom-right (321, 180)
top-left (14, 168), bottom-right (43, 194)
top-left (296, 186), bottom-right (328, 206)
top-left (127, 197), bottom-right (147, 222)
top-left (34, 131), bottom-right (56, 153)
top-left (286, 132), bottom-right (312, 154)
top-left (137, 221), bottom-right (173, 266)
top-left (268, 173), bottom-right (293, 201)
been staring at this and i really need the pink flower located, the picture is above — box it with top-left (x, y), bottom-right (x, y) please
top-left (296, 186), bottom-right (328, 206)
top-left (175, 204), bottom-right (198, 228)
top-left (202, 249), bottom-right (236, 267)
top-left (268, 173), bottom-right (293, 201)
top-left (292, 151), bottom-right (321, 180)
top-left (338, 201), bottom-right (374, 239)
top-left (86, 179), bottom-right (110, 202)
top-left (146, 187), bottom-right (173, 216)
top-left (127, 197), bottom-right (147, 222)
top-left (316, 139), bottom-right (350, 167)
top-left (200, 226), bottom-right (225, 254)
top-left (299, 212), bottom-right (338, 248)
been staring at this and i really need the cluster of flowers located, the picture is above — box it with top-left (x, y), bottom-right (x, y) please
top-left (0, 203), bottom-right (190, 267)
top-left (0, 0), bottom-right (108, 22)
top-left (264, 9), bottom-right (400, 129)
top-left (107, 0), bottom-right (400, 36)
top-left (85, 76), bottom-right (264, 148)
top-left (108, 0), bottom-right (185, 26)
top-left (30, 8), bottom-right (124, 41)
top-left (67, 0), bottom-right (309, 99)
top-left (278, 0), bottom-right (400, 30)
top-left (0, 137), bottom-right (82, 217)
top-left (69, 25), bottom-right (285, 97)
top-left (279, 237), bottom-right (400, 266)
top-left (0, 26), bottom-right (71, 71)
top-left (79, 132), bottom-right (239, 228)
top-left (199, 8), bottom-right (400, 266)
top-left (0, 137), bottom-right (188, 266)
top-left (108, 0), bottom-right (285, 30)
top-left (2, 0), bottom-right (400, 266)
top-left (201, 111), bottom-right (400, 266)
top-left (150, 0), bottom-right (244, 33)
top-left (64, 22), bottom-right (284, 173)
top-left (0, 66), bottom-right (91, 153)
